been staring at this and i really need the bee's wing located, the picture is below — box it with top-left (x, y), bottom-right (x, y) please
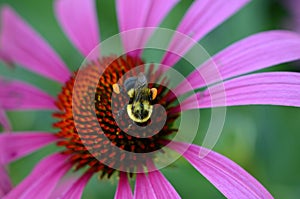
top-left (124, 76), bottom-right (137, 91)
top-left (135, 73), bottom-right (147, 89)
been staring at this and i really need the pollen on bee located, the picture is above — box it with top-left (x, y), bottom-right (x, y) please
top-left (112, 84), bottom-right (120, 94)
top-left (127, 89), bottom-right (135, 98)
top-left (151, 88), bottom-right (157, 100)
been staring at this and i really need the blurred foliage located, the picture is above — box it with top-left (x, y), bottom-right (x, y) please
top-left (0, 0), bottom-right (300, 198)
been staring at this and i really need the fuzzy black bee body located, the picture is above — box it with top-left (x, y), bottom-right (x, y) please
top-left (113, 73), bottom-right (157, 124)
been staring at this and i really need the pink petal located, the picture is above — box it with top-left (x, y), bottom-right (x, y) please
top-left (0, 132), bottom-right (58, 164)
top-left (114, 172), bottom-right (133, 199)
top-left (180, 72), bottom-right (300, 111)
top-left (0, 6), bottom-right (71, 83)
top-left (175, 31), bottom-right (300, 96)
top-left (0, 109), bottom-right (11, 132)
top-left (57, 171), bottom-right (93, 199)
top-left (161, 0), bottom-right (250, 67)
top-left (116, 0), bottom-right (179, 56)
top-left (0, 164), bottom-right (12, 198)
top-left (4, 153), bottom-right (72, 199)
top-left (0, 49), bottom-right (13, 66)
top-left (0, 78), bottom-right (57, 111)
top-left (169, 142), bottom-right (273, 199)
top-left (147, 163), bottom-right (180, 199)
top-left (55, 0), bottom-right (100, 59)
top-left (282, 0), bottom-right (300, 33)
top-left (50, 176), bottom-right (78, 199)
top-left (134, 172), bottom-right (157, 199)
top-left (142, 0), bottom-right (179, 28)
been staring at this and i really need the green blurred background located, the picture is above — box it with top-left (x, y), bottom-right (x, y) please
top-left (0, 0), bottom-right (300, 198)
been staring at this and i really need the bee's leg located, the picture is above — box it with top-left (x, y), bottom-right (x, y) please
top-left (124, 76), bottom-right (137, 91)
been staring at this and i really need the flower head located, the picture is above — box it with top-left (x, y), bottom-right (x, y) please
top-left (1, 0), bottom-right (300, 198)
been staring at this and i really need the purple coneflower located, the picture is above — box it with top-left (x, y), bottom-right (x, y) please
top-left (1, 0), bottom-right (300, 198)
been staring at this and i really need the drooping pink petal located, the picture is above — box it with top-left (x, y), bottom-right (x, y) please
top-left (169, 142), bottom-right (273, 199)
top-left (0, 6), bottom-right (71, 83)
top-left (4, 153), bottom-right (72, 199)
top-left (0, 49), bottom-right (13, 66)
top-left (161, 0), bottom-right (250, 67)
top-left (114, 172), bottom-right (133, 199)
top-left (0, 78), bottom-right (57, 111)
top-left (56, 171), bottom-right (93, 199)
top-left (116, 0), bottom-right (150, 34)
top-left (55, 0), bottom-right (100, 59)
top-left (0, 132), bottom-right (58, 164)
top-left (0, 50), bottom-right (8, 62)
top-left (50, 176), bottom-right (78, 199)
top-left (142, 0), bottom-right (179, 28)
top-left (285, 0), bottom-right (300, 32)
top-left (134, 172), bottom-right (157, 199)
top-left (116, 0), bottom-right (179, 56)
top-left (0, 164), bottom-right (12, 198)
top-left (147, 162), bottom-right (180, 199)
top-left (175, 31), bottom-right (300, 96)
top-left (0, 108), bottom-right (11, 132)
top-left (179, 72), bottom-right (300, 111)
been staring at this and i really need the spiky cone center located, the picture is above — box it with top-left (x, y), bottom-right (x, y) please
top-left (53, 55), bottom-right (180, 177)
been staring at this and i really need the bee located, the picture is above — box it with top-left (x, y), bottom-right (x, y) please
top-left (113, 73), bottom-right (157, 124)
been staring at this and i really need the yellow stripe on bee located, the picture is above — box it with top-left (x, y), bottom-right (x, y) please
top-left (127, 103), bottom-right (153, 123)
top-left (127, 88), bottom-right (135, 98)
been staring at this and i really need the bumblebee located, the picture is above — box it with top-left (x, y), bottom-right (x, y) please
top-left (113, 73), bottom-right (157, 124)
